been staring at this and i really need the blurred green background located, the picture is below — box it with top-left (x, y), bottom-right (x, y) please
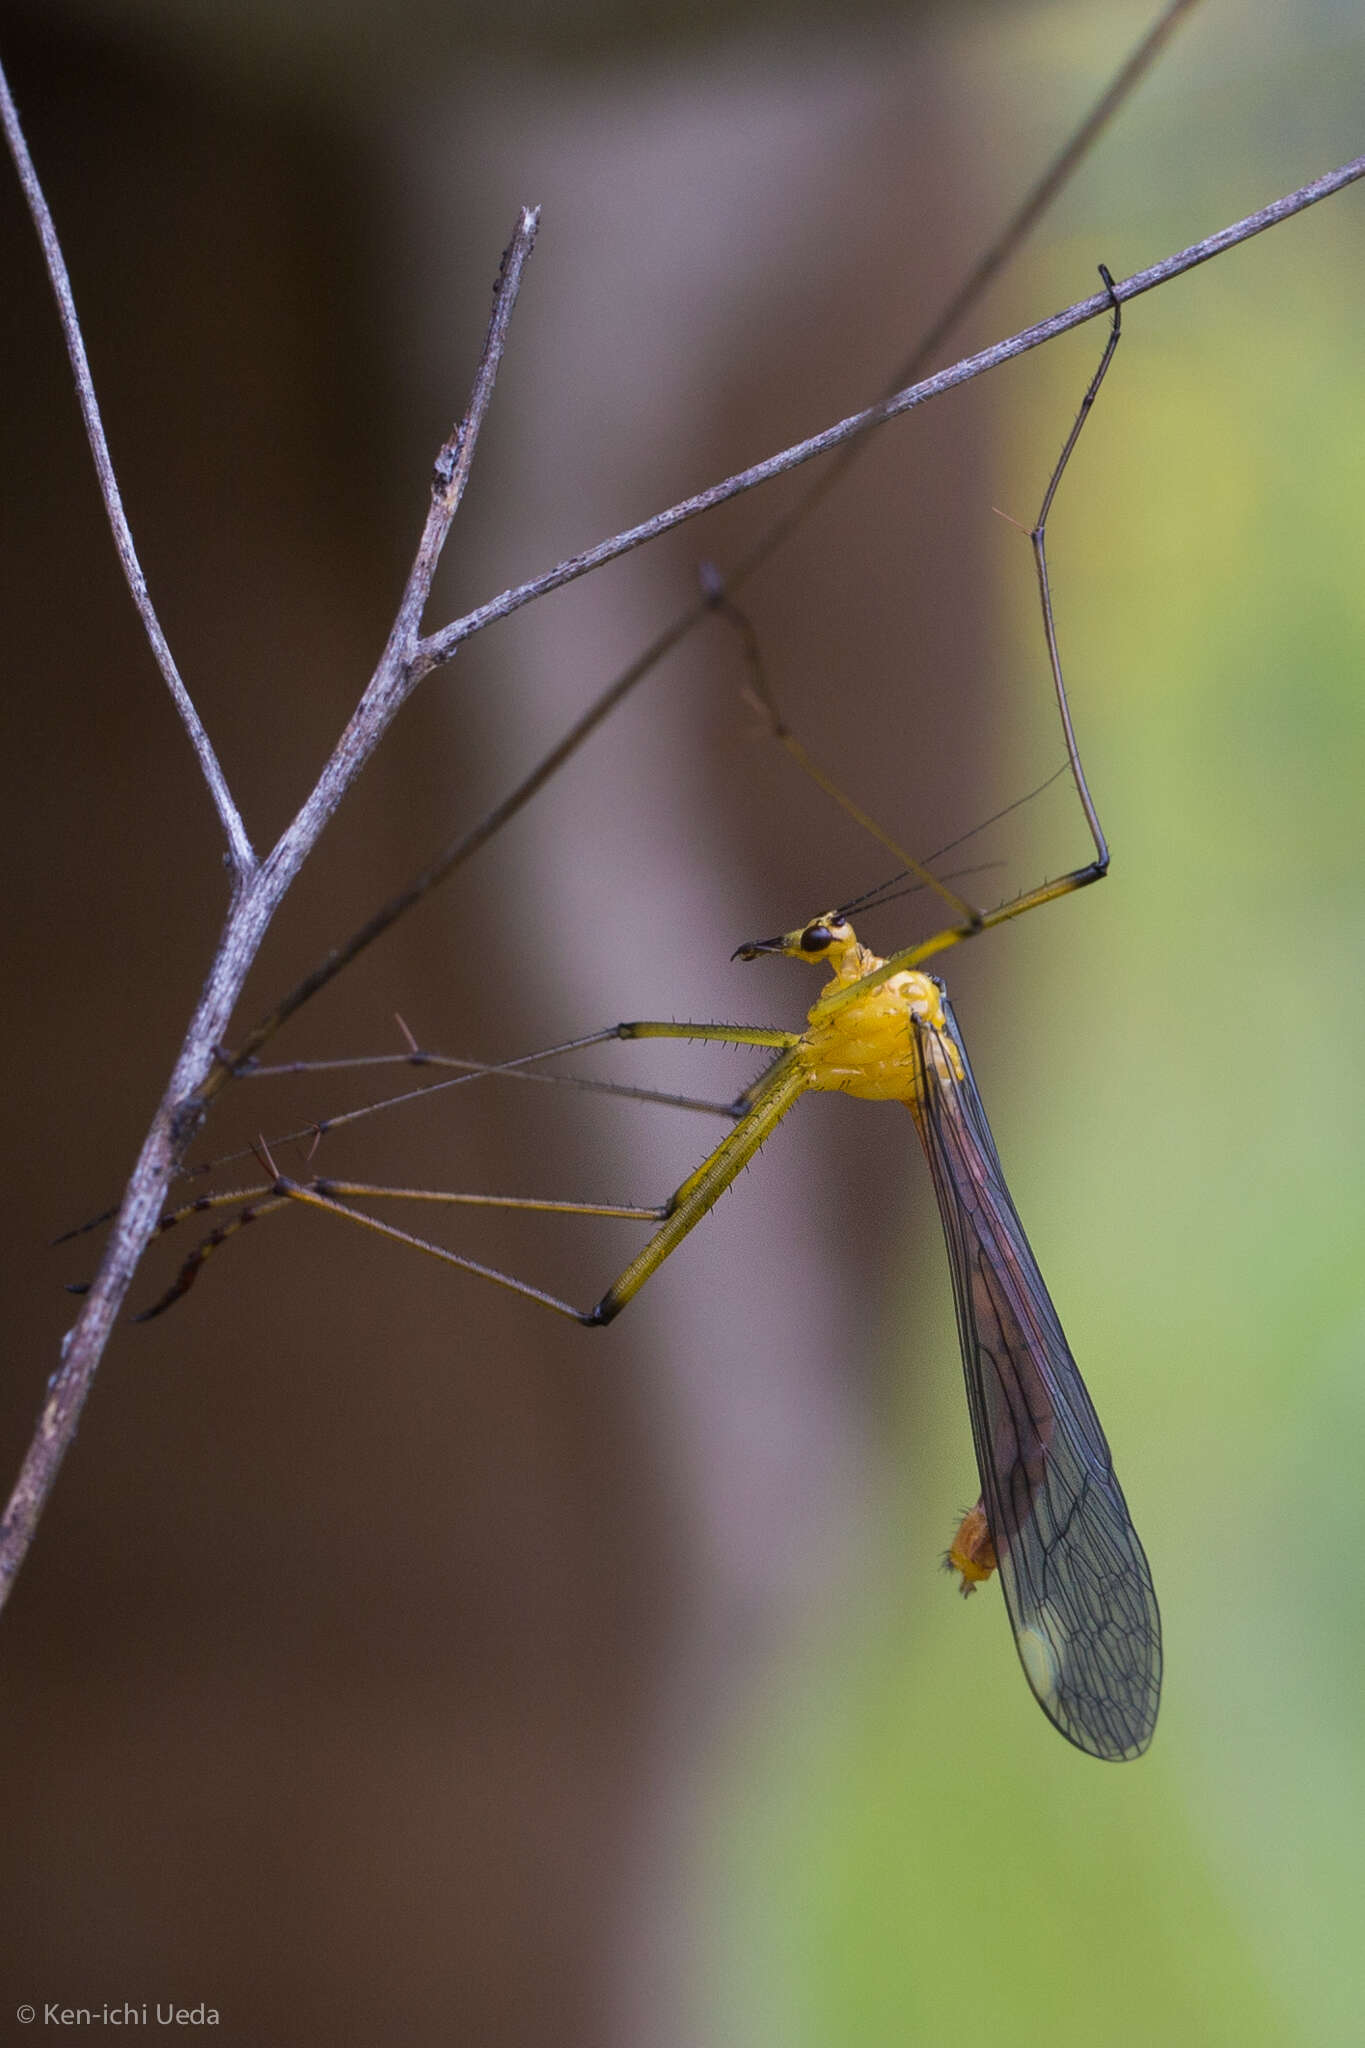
top-left (2, 2), bottom-right (1363, 2043)
top-left (709, 7), bottom-right (1365, 2044)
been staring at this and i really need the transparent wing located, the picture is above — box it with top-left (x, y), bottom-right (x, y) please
top-left (910, 993), bottom-right (1161, 1761)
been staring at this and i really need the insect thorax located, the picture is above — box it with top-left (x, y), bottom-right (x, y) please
top-left (799, 949), bottom-right (950, 1103)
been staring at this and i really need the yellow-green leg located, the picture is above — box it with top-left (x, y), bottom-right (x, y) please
top-left (250, 1022), bottom-right (806, 1326)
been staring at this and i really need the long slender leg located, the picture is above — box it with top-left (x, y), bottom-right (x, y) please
top-left (118, 1026), bottom-right (769, 1216)
top-left (135, 1021), bottom-right (803, 1320)
top-left (240, 1024), bottom-right (790, 1166)
top-left (257, 1047), bottom-right (811, 1325)
top-left (800, 269), bottom-right (1124, 1012)
top-left (589, 1048), bottom-right (810, 1322)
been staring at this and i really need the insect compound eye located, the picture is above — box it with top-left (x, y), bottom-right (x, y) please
top-left (799, 922), bottom-right (834, 952)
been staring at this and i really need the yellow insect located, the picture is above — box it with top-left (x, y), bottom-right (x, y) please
top-left (130, 272), bottom-right (1160, 1761)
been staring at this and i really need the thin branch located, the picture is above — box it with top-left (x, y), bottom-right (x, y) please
top-left (722, 0), bottom-right (1206, 584)
top-left (419, 153), bottom-right (1365, 672)
top-left (385, 209), bottom-right (539, 659)
top-left (0, 55), bottom-right (255, 881)
top-left (882, 0), bottom-right (1203, 381)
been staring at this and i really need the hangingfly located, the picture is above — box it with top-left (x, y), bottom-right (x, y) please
top-left (119, 270), bottom-right (1159, 1757)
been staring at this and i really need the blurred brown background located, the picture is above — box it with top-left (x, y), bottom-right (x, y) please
top-left (0, 3), bottom-right (998, 2040)
top-left (12, 6), bottom-right (1365, 2044)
